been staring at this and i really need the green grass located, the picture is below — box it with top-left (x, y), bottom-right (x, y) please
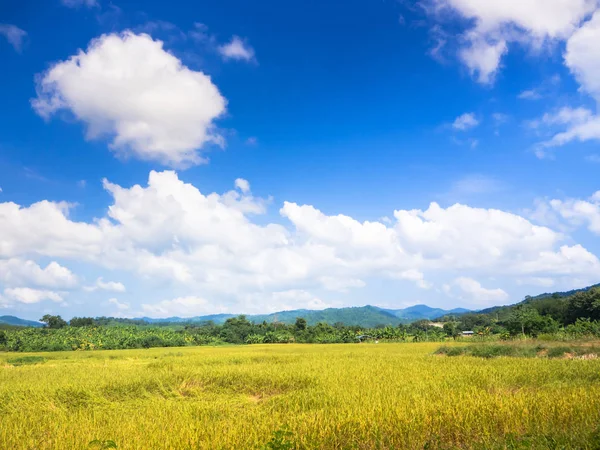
top-left (435, 342), bottom-right (600, 360)
top-left (5, 355), bottom-right (46, 366)
top-left (1, 343), bottom-right (600, 449)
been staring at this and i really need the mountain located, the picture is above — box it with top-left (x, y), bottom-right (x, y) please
top-left (0, 316), bottom-right (43, 327)
top-left (382, 305), bottom-right (471, 321)
top-left (139, 305), bottom-right (472, 327)
top-left (141, 314), bottom-right (236, 324)
top-left (248, 306), bottom-right (403, 327)
top-left (476, 283), bottom-right (600, 316)
top-left (140, 306), bottom-right (403, 327)
top-left (5, 304), bottom-right (472, 329)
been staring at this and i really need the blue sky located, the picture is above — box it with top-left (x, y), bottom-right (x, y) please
top-left (1, 0), bottom-right (600, 320)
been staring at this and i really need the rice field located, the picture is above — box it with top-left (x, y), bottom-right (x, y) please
top-left (1, 343), bottom-right (600, 449)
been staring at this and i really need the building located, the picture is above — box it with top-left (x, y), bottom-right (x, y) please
top-left (461, 331), bottom-right (475, 337)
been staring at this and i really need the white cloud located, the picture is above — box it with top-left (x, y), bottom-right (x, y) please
top-left (0, 171), bottom-right (599, 313)
top-left (84, 277), bottom-right (126, 293)
top-left (565, 11), bottom-right (600, 100)
top-left (0, 24), bottom-right (26, 53)
top-left (535, 107), bottom-right (600, 149)
top-left (32, 32), bottom-right (227, 167)
top-left (427, 0), bottom-right (598, 83)
top-left (142, 296), bottom-right (213, 317)
top-left (108, 297), bottom-right (130, 310)
top-left (218, 36), bottom-right (255, 62)
top-left (518, 89), bottom-right (543, 100)
top-left (548, 193), bottom-right (600, 234)
top-left (4, 287), bottom-right (63, 304)
top-left (234, 178), bottom-right (250, 194)
top-left (452, 113), bottom-right (479, 131)
top-left (61, 0), bottom-right (98, 7)
top-left (445, 277), bottom-right (509, 305)
top-left (533, 12), bottom-right (600, 149)
top-left (0, 259), bottom-right (77, 289)
top-left (459, 38), bottom-right (507, 84)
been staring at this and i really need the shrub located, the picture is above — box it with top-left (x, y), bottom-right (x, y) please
top-left (7, 356), bottom-right (46, 366)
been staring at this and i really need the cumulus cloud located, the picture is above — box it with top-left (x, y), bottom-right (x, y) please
top-left (235, 178), bottom-right (251, 194)
top-left (534, 12), bottom-right (600, 149)
top-left (142, 296), bottom-right (213, 317)
top-left (84, 277), bottom-right (126, 293)
top-left (32, 32), bottom-right (227, 167)
top-left (452, 113), bottom-right (479, 131)
top-left (444, 277), bottom-right (509, 305)
top-left (0, 259), bottom-right (77, 289)
top-left (108, 297), bottom-right (130, 310)
top-left (4, 287), bottom-right (63, 304)
top-left (427, 0), bottom-right (598, 83)
top-left (218, 36), bottom-right (255, 62)
top-left (0, 171), bottom-right (599, 312)
top-left (0, 24), bottom-right (27, 53)
top-left (548, 193), bottom-right (600, 234)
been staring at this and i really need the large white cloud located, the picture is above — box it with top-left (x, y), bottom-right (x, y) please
top-left (1, 171), bottom-right (599, 314)
top-left (428, 0), bottom-right (598, 83)
top-left (4, 288), bottom-right (64, 304)
top-left (444, 277), bottom-right (509, 305)
top-left (535, 12), bottom-right (600, 148)
top-left (0, 259), bottom-right (77, 289)
top-left (542, 192), bottom-right (600, 234)
top-left (32, 32), bottom-right (227, 167)
top-left (84, 277), bottom-right (126, 293)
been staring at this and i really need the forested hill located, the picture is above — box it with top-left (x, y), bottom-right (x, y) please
top-left (437, 283), bottom-right (600, 336)
top-left (476, 283), bottom-right (600, 316)
top-left (140, 305), bottom-right (473, 327)
top-left (0, 316), bottom-right (43, 328)
top-left (142, 306), bottom-right (403, 327)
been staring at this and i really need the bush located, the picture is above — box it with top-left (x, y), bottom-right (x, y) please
top-left (6, 356), bottom-right (46, 366)
top-left (547, 346), bottom-right (573, 358)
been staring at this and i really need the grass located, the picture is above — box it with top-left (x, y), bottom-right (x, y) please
top-left (5, 355), bottom-right (46, 366)
top-left (1, 343), bottom-right (600, 449)
top-left (435, 342), bottom-right (600, 359)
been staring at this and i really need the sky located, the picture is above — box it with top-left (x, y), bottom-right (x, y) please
top-left (1, 0), bottom-right (600, 320)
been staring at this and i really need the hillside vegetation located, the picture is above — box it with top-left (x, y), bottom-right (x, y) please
top-left (437, 285), bottom-right (600, 338)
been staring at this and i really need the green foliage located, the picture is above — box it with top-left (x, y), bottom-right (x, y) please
top-left (70, 317), bottom-right (95, 327)
top-left (262, 429), bottom-right (295, 450)
top-left (435, 343), bottom-right (600, 359)
top-left (6, 356), bottom-right (46, 366)
top-left (40, 314), bottom-right (68, 329)
top-left (88, 440), bottom-right (117, 449)
top-left (294, 317), bottom-right (307, 331)
top-left (567, 287), bottom-right (600, 324)
top-left (0, 314), bottom-right (454, 352)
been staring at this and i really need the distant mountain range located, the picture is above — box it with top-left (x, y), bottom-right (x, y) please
top-left (140, 304), bottom-right (472, 327)
top-left (7, 283), bottom-right (597, 328)
top-left (0, 315), bottom-right (43, 328)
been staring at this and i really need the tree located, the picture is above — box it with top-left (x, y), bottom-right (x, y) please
top-left (40, 315), bottom-right (67, 329)
top-left (70, 317), bottom-right (94, 327)
top-left (567, 288), bottom-right (600, 324)
top-left (443, 322), bottom-right (460, 340)
top-left (504, 306), bottom-right (557, 337)
top-left (294, 317), bottom-right (307, 331)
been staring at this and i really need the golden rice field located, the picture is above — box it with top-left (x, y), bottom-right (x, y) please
top-left (2, 343), bottom-right (600, 449)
